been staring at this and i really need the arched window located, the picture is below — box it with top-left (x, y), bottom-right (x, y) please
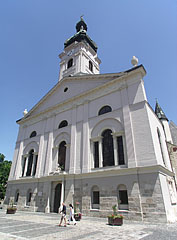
top-left (117, 185), bottom-right (129, 210)
top-left (58, 120), bottom-right (68, 129)
top-left (157, 128), bottom-right (165, 166)
top-left (91, 185), bottom-right (100, 209)
top-left (26, 149), bottom-right (34, 176)
top-left (58, 141), bottom-right (66, 171)
top-left (98, 105), bottom-right (112, 116)
top-left (26, 189), bottom-right (32, 206)
top-left (89, 61), bottom-right (93, 72)
top-left (30, 131), bottom-right (37, 138)
top-left (67, 58), bottom-right (73, 68)
top-left (102, 129), bottom-right (114, 167)
top-left (14, 190), bottom-right (19, 204)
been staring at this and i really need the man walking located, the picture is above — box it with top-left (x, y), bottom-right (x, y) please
top-left (59, 202), bottom-right (67, 227)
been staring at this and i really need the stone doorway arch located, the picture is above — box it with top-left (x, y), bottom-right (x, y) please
top-left (53, 183), bottom-right (62, 213)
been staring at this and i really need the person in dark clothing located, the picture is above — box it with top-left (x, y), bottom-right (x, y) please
top-left (59, 202), bottom-right (67, 227)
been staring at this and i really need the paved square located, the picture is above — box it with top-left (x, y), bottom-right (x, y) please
top-left (0, 209), bottom-right (177, 240)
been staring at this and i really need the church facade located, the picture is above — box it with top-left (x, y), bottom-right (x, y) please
top-left (5, 18), bottom-right (177, 222)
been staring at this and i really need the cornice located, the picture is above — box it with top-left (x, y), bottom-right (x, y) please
top-left (7, 165), bottom-right (173, 184)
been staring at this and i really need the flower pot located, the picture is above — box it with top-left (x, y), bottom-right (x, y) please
top-left (74, 213), bottom-right (82, 221)
top-left (108, 216), bottom-right (123, 226)
top-left (6, 208), bottom-right (17, 214)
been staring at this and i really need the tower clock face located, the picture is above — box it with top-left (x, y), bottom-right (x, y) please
top-left (67, 50), bottom-right (74, 56)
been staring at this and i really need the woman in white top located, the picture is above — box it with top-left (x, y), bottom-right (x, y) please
top-left (68, 204), bottom-right (76, 225)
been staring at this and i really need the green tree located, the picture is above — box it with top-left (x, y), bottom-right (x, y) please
top-left (0, 153), bottom-right (11, 199)
top-left (0, 153), bottom-right (5, 163)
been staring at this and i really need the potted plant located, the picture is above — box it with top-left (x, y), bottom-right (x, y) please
top-left (74, 202), bottom-right (82, 221)
top-left (108, 205), bottom-right (123, 226)
top-left (6, 200), bottom-right (17, 214)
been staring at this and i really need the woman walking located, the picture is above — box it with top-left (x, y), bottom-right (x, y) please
top-left (68, 203), bottom-right (76, 225)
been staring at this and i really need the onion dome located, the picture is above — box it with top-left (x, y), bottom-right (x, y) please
top-left (64, 17), bottom-right (98, 52)
top-left (76, 16), bottom-right (87, 32)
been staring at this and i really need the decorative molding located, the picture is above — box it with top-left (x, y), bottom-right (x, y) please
top-left (90, 136), bottom-right (103, 142)
top-left (111, 131), bottom-right (124, 137)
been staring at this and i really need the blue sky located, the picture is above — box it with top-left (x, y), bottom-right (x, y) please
top-left (0, 0), bottom-right (176, 161)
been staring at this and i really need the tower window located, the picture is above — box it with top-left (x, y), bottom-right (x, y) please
top-left (64, 87), bottom-right (68, 92)
top-left (89, 61), bottom-right (93, 72)
top-left (67, 58), bottom-right (73, 69)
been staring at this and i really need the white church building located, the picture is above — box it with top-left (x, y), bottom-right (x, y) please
top-left (5, 17), bottom-right (177, 222)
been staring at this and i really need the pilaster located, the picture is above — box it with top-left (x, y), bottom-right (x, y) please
top-left (82, 101), bottom-right (90, 173)
top-left (69, 106), bottom-right (77, 174)
top-left (121, 88), bottom-right (137, 167)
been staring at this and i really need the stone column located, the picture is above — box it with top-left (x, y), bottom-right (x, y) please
top-left (24, 154), bottom-right (29, 176)
top-left (32, 152), bottom-right (38, 176)
top-left (112, 134), bottom-right (118, 166)
top-left (65, 143), bottom-right (70, 172)
top-left (60, 177), bottom-right (65, 205)
top-left (99, 137), bottom-right (103, 168)
top-left (90, 140), bottom-right (94, 169)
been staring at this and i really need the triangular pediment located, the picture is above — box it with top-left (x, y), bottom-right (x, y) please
top-left (18, 65), bottom-right (146, 123)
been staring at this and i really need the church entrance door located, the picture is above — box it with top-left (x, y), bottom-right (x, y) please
top-left (54, 183), bottom-right (62, 213)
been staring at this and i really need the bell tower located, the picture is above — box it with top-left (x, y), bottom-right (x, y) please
top-left (58, 17), bottom-right (101, 80)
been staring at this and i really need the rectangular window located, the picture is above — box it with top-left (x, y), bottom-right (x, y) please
top-left (94, 142), bottom-right (99, 168)
top-left (117, 136), bottom-right (125, 165)
top-left (93, 191), bottom-right (100, 204)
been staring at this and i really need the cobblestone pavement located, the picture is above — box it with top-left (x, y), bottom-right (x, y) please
top-left (0, 209), bottom-right (177, 240)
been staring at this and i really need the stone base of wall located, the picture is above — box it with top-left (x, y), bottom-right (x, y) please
top-left (4, 170), bottom-right (176, 223)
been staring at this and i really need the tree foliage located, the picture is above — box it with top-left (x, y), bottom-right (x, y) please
top-left (0, 153), bottom-right (11, 199)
